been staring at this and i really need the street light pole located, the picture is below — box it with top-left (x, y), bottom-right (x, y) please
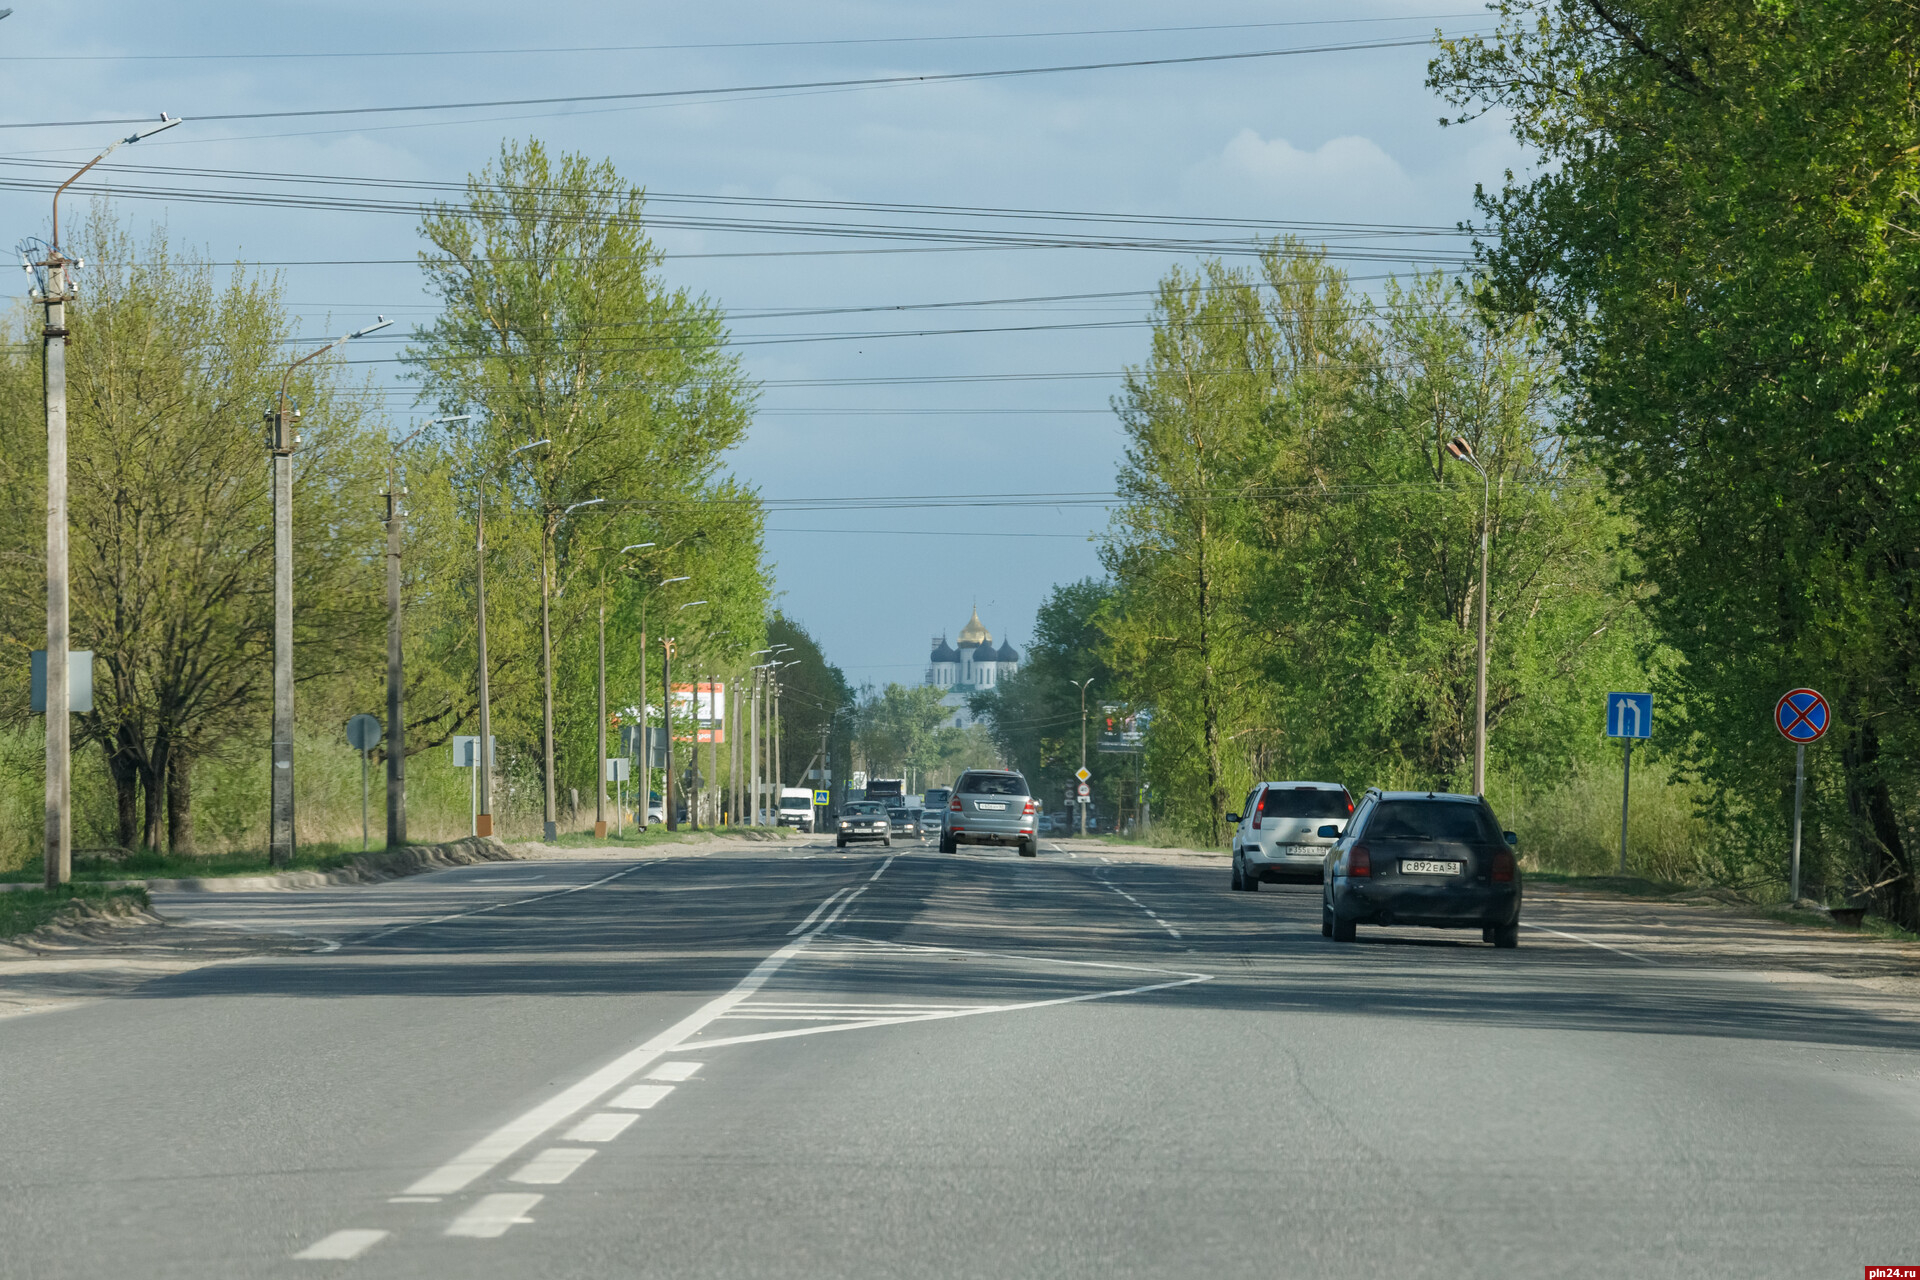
top-left (384, 414), bottom-right (467, 848)
top-left (266, 313), bottom-right (391, 867)
top-left (1445, 436), bottom-right (1491, 796)
top-left (1072, 678), bottom-right (1094, 836)
top-left (542, 497), bottom-right (604, 840)
top-left (33, 112), bottom-right (179, 888)
top-left (473, 437), bottom-right (549, 839)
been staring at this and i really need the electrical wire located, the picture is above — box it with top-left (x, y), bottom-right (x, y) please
top-left (0, 14), bottom-right (1485, 63)
top-left (0, 36), bottom-right (1448, 131)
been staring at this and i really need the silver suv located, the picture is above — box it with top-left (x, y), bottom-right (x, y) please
top-left (939, 769), bottom-right (1038, 857)
top-left (1228, 781), bottom-right (1354, 890)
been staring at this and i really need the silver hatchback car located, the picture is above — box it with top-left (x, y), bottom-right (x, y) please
top-left (939, 769), bottom-right (1038, 857)
top-left (1228, 781), bottom-right (1354, 890)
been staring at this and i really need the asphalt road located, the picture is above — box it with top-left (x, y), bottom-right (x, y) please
top-left (3, 837), bottom-right (1918, 1279)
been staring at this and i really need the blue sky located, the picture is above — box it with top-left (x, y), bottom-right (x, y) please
top-left (0, 2), bottom-right (1524, 689)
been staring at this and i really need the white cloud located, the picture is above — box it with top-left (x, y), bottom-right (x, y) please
top-left (1182, 128), bottom-right (1419, 223)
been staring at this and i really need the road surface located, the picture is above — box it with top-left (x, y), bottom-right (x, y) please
top-left (2, 837), bottom-right (1916, 1278)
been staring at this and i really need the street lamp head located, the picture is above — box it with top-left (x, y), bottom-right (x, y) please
top-left (621, 542), bottom-right (655, 553)
top-left (659, 575), bottom-right (691, 586)
top-left (508, 438), bottom-right (550, 459)
top-left (678, 600), bottom-right (709, 611)
top-left (1445, 437), bottom-right (1476, 463)
top-left (125, 113), bottom-right (183, 145)
top-left (348, 315), bottom-right (391, 340)
top-left (562, 497), bottom-right (605, 518)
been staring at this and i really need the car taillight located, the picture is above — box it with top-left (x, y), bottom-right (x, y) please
top-left (1492, 850), bottom-right (1515, 882)
top-left (1252, 817), bottom-right (1262, 830)
top-left (950, 799), bottom-right (962, 812)
top-left (1348, 845), bottom-right (1371, 877)
top-left (1022, 799), bottom-right (1036, 815)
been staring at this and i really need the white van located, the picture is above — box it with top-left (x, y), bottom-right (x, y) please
top-left (777, 787), bottom-right (816, 832)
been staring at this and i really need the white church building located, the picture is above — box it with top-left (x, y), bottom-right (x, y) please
top-left (925, 609), bottom-right (1019, 728)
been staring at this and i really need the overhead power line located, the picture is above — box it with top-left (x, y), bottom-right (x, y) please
top-left (0, 14), bottom-right (1484, 62)
top-left (0, 36), bottom-right (1444, 130)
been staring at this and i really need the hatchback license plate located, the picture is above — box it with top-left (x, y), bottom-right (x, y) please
top-left (976, 802), bottom-right (1006, 810)
top-left (1401, 859), bottom-right (1463, 876)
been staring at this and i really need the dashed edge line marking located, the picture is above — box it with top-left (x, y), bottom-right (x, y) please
top-left (294, 1229), bottom-right (389, 1260)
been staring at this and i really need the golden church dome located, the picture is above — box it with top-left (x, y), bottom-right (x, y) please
top-left (957, 607), bottom-right (992, 647)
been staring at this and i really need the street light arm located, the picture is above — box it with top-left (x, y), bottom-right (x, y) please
top-left (279, 315), bottom-right (388, 409)
top-left (51, 114), bottom-right (180, 250)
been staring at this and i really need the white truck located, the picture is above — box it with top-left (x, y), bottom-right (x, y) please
top-left (777, 786), bottom-right (816, 832)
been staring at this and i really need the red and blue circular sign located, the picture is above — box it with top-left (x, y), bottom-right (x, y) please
top-left (1774, 688), bottom-right (1830, 744)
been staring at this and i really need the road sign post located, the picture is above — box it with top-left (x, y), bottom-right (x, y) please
top-left (1605, 694), bottom-right (1653, 875)
top-left (345, 714), bottom-right (383, 852)
top-left (1774, 688), bottom-right (1830, 902)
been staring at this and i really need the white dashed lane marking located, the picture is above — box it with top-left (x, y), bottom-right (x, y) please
top-left (1096, 873), bottom-right (1185, 940)
top-left (509, 1148), bottom-right (597, 1185)
top-left (608, 1083), bottom-right (675, 1109)
top-left (647, 1060), bottom-right (704, 1081)
top-left (294, 1229), bottom-right (389, 1260)
top-left (445, 1194), bottom-right (543, 1239)
top-left (565, 1112), bottom-right (640, 1142)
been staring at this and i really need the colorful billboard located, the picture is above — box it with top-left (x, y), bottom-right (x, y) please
top-left (670, 682), bottom-right (727, 743)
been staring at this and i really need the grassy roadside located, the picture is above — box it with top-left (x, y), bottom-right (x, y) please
top-left (0, 883), bottom-right (150, 941)
top-left (1527, 870), bottom-right (1920, 942)
top-left (534, 824), bottom-right (793, 851)
top-left (0, 843), bottom-right (369, 885)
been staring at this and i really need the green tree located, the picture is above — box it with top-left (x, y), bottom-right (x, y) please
top-left (0, 214), bottom-right (383, 853)
top-left (1430, 0), bottom-right (1920, 922)
top-left (404, 138), bottom-right (765, 823)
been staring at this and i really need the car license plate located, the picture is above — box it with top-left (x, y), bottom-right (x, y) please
top-left (1401, 859), bottom-right (1463, 876)
top-left (976, 803), bottom-right (1006, 810)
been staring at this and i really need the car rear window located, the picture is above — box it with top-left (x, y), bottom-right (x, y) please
top-left (960, 772), bottom-right (1029, 797)
top-left (1258, 787), bottom-right (1352, 819)
top-left (1364, 800), bottom-right (1503, 844)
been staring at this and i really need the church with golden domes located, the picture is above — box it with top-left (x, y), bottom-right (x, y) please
top-left (925, 608), bottom-right (1020, 728)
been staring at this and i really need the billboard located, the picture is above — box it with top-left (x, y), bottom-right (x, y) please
top-left (670, 682), bottom-right (727, 743)
top-left (1097, 704), bottom-right (1147, 753)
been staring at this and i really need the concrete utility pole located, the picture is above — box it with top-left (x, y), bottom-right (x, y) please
top-left (747, 666), bottom-right (761, 824)
top-left (34, 113), bottom-right (178, 887)
top-left (1445, 436), bottom-right (1492, 796)
top-left (1073, 677), bottom-right (1094, 837)
top-left (384, 414), bottom-right (467, 848)
top-left (595, 585), bottom-right (608, 839)
top-left (266, 313), bottom-right (390, 866)
top-left (674, 601), bottom-right (708, 829)
top-left (662, 635), bottom-right (676, 830)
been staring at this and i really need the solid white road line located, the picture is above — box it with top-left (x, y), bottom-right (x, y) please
top-left (294, 1229), bottom-right (389, 1260)
top-left (870, 856), bottom-right (894, 881)
top-left (445, 1194), bottom-right (543, 1239)
top-left (401, 881), bottom-right (873, 1197)
top-left (508, 1148), bottom-right (597, 1185)
top-left (359, 863), bottom-right (654, 945)
top-left (647, 1060), bottom-right (703, 1081)
top-left (608, 1084), bottom-right (675, 1109)
top-left (565, 1112), bottom-right (640, 1142)
top-left (1521, 921), bottom-right (1657, 964)
top-left (677, 971), bottom-right (1213, 1053)
top-left (788, 887), bottom-right (849, 935)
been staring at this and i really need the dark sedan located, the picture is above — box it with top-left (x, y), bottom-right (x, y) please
top-left (835, 802), bottom-right (892, 848)
top-left (1322, 789), bottom-right (1522, 947)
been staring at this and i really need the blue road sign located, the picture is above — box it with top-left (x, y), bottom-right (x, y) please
top-left (1606, 692), bottom-right (1653, 739)
top-left (1775, 688), bottom-right (1830, 743)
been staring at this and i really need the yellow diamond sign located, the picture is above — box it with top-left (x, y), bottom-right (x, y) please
top-left (1075, 766), bottom-right (1091, 782)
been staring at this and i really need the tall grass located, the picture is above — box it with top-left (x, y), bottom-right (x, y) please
top-left (0, 725), bottom-right (616, 874)
top-left (1497, 755), bottom-right (1713, 882)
